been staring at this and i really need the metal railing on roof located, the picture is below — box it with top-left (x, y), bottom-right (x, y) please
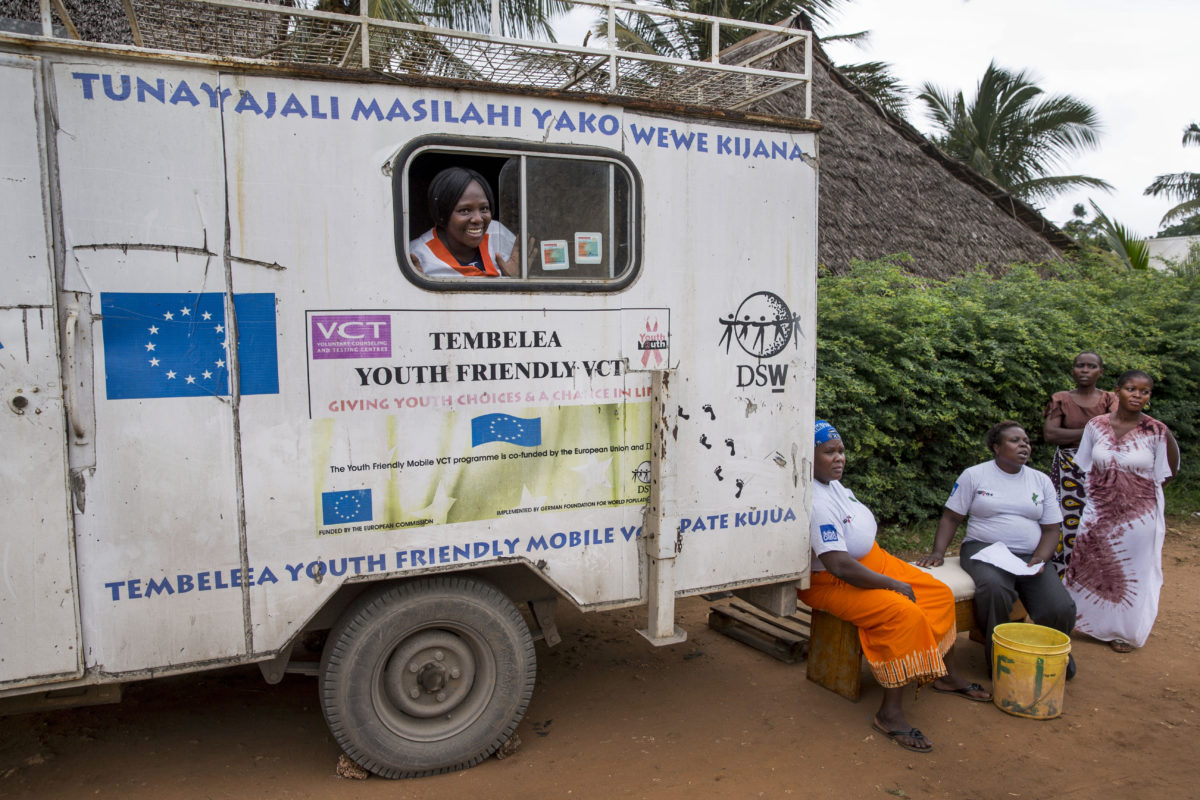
top-left (28, 0), bottom-right (811, 114)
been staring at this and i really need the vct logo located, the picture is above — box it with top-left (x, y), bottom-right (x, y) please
top-left (717, 291), bottom-right (799, 393)
top-left (311, 314), bottom-right (391, 360)
top-left (637, 317), bottom-right (668, 367)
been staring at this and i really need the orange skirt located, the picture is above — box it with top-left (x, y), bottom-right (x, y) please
top-left (800, 543), bottom-right (958, 688)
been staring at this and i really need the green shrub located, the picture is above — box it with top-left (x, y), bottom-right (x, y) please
top-left (817, 254), bottom-right (1200, 523)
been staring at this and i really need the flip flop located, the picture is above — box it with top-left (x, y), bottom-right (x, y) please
top-left (872, 719), bottom-right (932, 754)
top-left (932, 682), bottom-right (992, 702)
top-left (1110, 639), bottom-right (1135, 653)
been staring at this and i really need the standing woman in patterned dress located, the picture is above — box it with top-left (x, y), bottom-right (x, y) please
top-left (1043, 351), bottom-right (1116, 576)
top-left (1064, 370), bottom-right (1180, 652)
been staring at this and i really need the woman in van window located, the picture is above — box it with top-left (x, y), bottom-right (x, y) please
top-left (409, 167), bottom-right (520, 278)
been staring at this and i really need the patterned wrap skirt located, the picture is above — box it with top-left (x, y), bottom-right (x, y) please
top-left (1049, 446), bottom-right (1087, 577)
top-left (799, 543), bottom-right (957, 688)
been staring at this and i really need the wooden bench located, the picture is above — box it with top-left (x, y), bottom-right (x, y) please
top-left (805, 557), bottom-right (1024, 701)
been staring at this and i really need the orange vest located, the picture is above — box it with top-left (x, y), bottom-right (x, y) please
top-left (427, 229), bottom-right (500, 277)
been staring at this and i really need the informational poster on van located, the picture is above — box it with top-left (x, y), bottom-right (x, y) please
top-left (574, 232), bottom-right (603, 264)
top-left (306, 308), bottom-right (666, 535)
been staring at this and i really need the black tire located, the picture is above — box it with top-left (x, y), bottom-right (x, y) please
top-left (319, 576), bottom-right (535, 778)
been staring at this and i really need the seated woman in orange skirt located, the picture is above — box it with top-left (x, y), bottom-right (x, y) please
top-left (801, 421), bottom-right (990, 754)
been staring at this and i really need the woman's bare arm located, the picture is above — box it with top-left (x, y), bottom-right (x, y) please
top-left (817, 551), bottom-right (914, 602)
top-left (1165, 428), bottom-right (1181, 483)
top-left (1043, 412), bottom-right (1083, 446)
top-left (915, 509), bottom-right (966, 567)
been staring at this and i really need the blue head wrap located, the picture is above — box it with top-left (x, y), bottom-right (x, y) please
top-left (814, 420), bottom-right (841, 446)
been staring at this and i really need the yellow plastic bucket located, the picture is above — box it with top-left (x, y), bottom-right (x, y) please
top-left (992, 623), bottom-right (1071, 719)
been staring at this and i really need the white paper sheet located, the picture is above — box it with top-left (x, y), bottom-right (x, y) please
top-left (968, 542), bottom-right (1044, 575)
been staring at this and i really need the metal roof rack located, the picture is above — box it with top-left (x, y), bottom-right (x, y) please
top-left (31, 0), bottom-right (811, 114)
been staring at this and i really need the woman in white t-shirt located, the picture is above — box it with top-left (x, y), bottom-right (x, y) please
top-left (801, 421), bottom-right (990, 755)
top-left (917, 420), bottom-right (1076, 677)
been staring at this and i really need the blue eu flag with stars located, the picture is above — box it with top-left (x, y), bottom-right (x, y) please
top-left (321, 489), bottom-right (373, 526)
top-left (100, 292), bottom-right (278, 400)
top-left (471, 413), bottom-right (542, 447)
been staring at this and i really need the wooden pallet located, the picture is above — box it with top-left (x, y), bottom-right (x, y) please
top-left (707, 599), bottom-right (811, 663)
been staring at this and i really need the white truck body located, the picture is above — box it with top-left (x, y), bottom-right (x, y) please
top-left (0, 0), bottom-right (817, 776)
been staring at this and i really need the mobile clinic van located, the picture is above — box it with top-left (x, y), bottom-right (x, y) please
top-left (0, 0), bottom-right (818, 778)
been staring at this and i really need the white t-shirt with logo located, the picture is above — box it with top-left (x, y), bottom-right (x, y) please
top-left (809, 479), bottom-right (877, 571)
top-left (944, 461), bottom-right (1062, 553)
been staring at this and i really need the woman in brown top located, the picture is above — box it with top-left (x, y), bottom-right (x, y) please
top-left (1042, 351), bottom-right (1116, 576)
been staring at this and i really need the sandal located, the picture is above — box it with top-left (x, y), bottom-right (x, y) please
top-left (872, 719), bottom-right (932, 754)
top-left (932, 681), bottom-right (991, 702)
top-left (1110, 639), bottom-right (1135, 653)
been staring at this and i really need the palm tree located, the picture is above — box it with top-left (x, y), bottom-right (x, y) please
top-left (596, 0), bottom-right (844, 62)
top-left (318, 0), bottom-right (565, 40)
top-left (835, 59), bottom-right (908, 117)
top-left (917, 62), bottom-right (1112, 204)
top-left (1088, 201), bottom-right (1149, 270)
top-left (584, 1), bottom-right (915, 117)
top-left (1144, 123), bottom-right (1200, 229)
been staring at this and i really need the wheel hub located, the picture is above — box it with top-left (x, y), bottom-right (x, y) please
top-left (384, 631), bottom-right (475, 718)
top-left (417, 662), bottom-right (446, 693)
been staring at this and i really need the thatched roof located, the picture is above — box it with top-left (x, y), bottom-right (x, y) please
top-left (735, 19), bottom-right (1071, 277)
top-left (0, 0), bottom-right (134, 44)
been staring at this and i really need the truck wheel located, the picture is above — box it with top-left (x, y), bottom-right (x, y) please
top-left (319, 576), bottom-right (535, 778)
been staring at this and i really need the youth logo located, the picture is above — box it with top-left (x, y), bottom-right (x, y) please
top-left (637, 317), bottom-right (668, 367)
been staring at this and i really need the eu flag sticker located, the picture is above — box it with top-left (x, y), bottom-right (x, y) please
top-left (471, 413), bottom-right (542, 447)
top-left (322, 489), bottom-right (373, 525)
top-left (100, 292), bottom-right (278, 400)
top-left (819, 523), bottom-right (839, 543)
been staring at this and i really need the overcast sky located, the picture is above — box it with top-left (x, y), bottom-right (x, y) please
top-left (555, 0), bottom-right (1198, 236)
top-left (819, 0), bottom-right (1198, 236)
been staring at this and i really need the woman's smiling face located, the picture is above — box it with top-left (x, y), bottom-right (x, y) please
top-left (444, 180), bottom-right (492, 255)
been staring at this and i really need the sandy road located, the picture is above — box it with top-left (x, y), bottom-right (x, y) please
top-left (3, 523), bottom-right (1199, 799)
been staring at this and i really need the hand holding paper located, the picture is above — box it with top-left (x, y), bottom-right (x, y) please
top-left (968, 542), bottom-right (1044, 575)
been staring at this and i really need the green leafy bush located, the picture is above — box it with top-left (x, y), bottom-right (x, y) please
top-left (817, 254), bottom-right (1200, 526)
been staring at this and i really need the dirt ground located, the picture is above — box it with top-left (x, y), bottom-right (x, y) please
top-left (3, 521), bottom-right (1199, 800)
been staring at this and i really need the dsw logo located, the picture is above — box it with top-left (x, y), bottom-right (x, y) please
top-left (737, 363), bottom-right (788, 390)
top-left (718, 291), bottom-right (798, 393)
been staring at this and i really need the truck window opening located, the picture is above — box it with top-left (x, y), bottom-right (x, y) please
top-left (398, 142), bottom-right (639, 290)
